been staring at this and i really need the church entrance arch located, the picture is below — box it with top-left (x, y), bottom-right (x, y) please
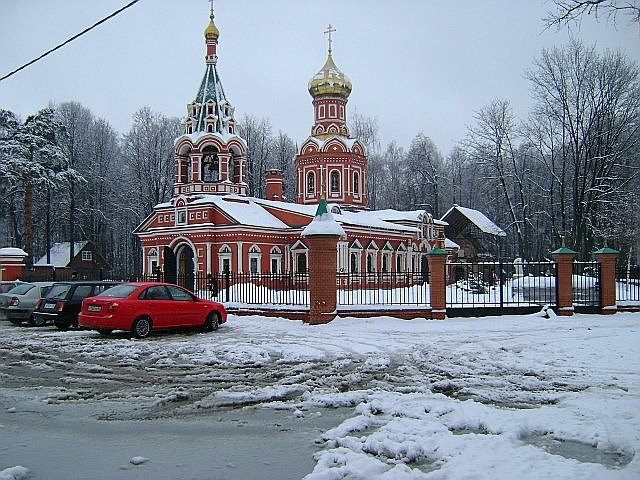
top-left (175, 243), bottom-right (195, 292)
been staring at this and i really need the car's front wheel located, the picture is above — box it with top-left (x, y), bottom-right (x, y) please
top-left (132, 317), bottom-right (152, 339)
top-left (204, 311), bottom-right (220, 332)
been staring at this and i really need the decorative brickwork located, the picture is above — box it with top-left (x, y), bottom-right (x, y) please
top-left (595, 248), bottom-right (619, 315)
top-left (427, 248), bottom-right (448, 320)
top-left (552, 248), bottom-right (577, 316)
top-left (306, 235), bottom-right (339, 324)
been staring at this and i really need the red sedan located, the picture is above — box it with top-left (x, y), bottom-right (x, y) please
top-left (78, 282), bottom-right (227, 338)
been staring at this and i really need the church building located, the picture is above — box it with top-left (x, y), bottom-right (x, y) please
top-left (134, 9), bottom-right (448, 282)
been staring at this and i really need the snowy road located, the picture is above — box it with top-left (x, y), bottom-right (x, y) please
top-left (1, 312), bottom-right (639, 479)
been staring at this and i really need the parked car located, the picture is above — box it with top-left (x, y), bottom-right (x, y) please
top-left (32, 281), bottom-right (121, 330)
top-left (0, 280), bottom-right (24, 321)
top-left (0, 282), bottom-right (54, 326)
top-left (78, 282), bottom-right (227, 338)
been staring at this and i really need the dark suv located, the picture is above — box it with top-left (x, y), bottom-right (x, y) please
top-left (32, 281), bottom-right (120, 330)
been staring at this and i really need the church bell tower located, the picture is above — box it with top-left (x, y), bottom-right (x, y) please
top-left (295, 25), bottom-right (368, 208)
top-left (172, 2), bottom-right (248, 197)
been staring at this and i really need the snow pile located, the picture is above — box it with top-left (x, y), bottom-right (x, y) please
top-left (302, 212), bottom-right (346, 237)
top-left (0, 466), bottom-right (30, 480)
top-left (129, 457), bottom-right (149, 465)
top-left (1, 312), bottom-right (639, 479)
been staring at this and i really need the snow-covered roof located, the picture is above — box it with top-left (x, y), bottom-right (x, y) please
top-left (445, 238), bottom-right (460, 250)
top-left (302, 135), bottom-right (360, 151)
top-left (192, 195), bottom-right (290, 229)
top-left (0, 247), bottom-right (28, 257)
top-left (441, 205), bottom-right (506, 237)
top-left (254, 198), bottom-right (419, 234)
top-left (35, 241), bottom-right (89, 267)
top-left (176, 131), bottom-right (247, 148)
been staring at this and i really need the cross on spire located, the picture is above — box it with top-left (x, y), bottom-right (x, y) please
top-left (324, 24), bottom-right (336, 54)
top-left (209, 0), bottom-right (215, 18)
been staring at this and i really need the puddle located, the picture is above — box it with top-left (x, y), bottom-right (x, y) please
top-left (520, 433), bottom-right (633, 469)
top-left (450, 425), bottom-right (491, 435)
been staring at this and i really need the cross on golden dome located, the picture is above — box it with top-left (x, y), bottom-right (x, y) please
top-left (324, 24), bottom-right (336, 54)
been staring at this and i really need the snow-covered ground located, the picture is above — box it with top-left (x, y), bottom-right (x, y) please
top-left (0, 311), bottom-right (638, 479)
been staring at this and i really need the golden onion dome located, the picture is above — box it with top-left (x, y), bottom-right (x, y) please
top-left (308, 53), bottom-right (352, 99)
top-left (204, 15), bottom-right (220, 40)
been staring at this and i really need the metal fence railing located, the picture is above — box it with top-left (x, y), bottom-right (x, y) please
top-left (447, 261), bottom-right (557, 310)
top-left (616, 265), bottom-right (640, 306)
top-left (572, 261), bottom-right (601, 308)
top-left (131, 272), bottom-right (310, 307)
top-left (336, 271), bottom-right (430, 307)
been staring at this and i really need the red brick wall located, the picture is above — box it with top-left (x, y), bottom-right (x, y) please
top-left (306, 235), bottom-right (339, 324)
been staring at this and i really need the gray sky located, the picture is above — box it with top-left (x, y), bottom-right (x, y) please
top-left (1, 0), bottom-right (639, 154)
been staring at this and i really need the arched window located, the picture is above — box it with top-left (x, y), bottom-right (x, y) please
top-left (307, 172), bottom-right (315, 194)
top-left (330, 170), bottom-right (340, 193)
top-left (296, 253), bottom-right (307, 274)
top-left (201, 146), bottom-right (220, 182)
top-left (350, 252), bottom-right (359, 273)
top-left (354, 172), bottom-right (359, 194)
top-left (366, 253), bottom-right (374, 273)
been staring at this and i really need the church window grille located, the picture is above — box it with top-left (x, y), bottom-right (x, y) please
top-left (329, 105), bottom-right (336, 117)
top-left (307, 172), bottom-right (315, 194)
top-left (249, 245), bottom-right (262, 275)
top-left (354, 172), bottom-right (359, 194)
top-left (330, 170), bottom-right (340, 193)
top-left (366, 253), bottom-right (375, 273)
top-left (319, 105), bottom-right (325, 118)
top-left (207, 124), bottom-right (213, 133)
top-left (176, 209), bottom-right (187, 226)
top-left (82, 251), bottom-right (92, 261)
top-left (270, 246), bottom-right (282, 273)
top-left (202, 148), bottom-right (220, 182)
top-left (218, 245), bottom-right (232, 273)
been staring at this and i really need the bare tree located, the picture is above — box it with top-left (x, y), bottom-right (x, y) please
top-left (404, 133), bottom-right (445, 216)
top-left (526, 40), bottom-right (640, 256)
top-left (269, 131), bottom-right (297, 201)
top-left (545, 0), bottom-right (640, 28)
top-left (239, 115), bottom-right (273, 198)
top-left (466, 100), bottom-right (532, 258)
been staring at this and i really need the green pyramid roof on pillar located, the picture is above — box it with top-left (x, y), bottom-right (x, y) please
top-left (552, 247), bottom-right (577, 255)
top-left (595, 247), bottom-right (619, 255)
top-left (315, 198), bottom-right (328, 216)
top-left (427, 247), bottom-right (448, 255)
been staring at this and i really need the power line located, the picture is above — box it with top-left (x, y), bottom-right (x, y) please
top-left (0, 0), bottom-right (141, 82)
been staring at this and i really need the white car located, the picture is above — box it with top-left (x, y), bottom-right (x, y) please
top-left (0, 282), bottom-right (54, 326)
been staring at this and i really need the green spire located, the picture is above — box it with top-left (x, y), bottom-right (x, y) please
top-left (315, 197), bottom-right (328, 216)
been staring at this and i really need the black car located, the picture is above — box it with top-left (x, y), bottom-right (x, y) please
top-left (32, 281), bottom-right (121, 330)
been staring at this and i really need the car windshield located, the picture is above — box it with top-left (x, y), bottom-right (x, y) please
top-left (8, 284), bottom-right (35, 295)
top-left (47, 284), bottom-right (71, 300)
top-left (97, 284), bottom-right (138, 298)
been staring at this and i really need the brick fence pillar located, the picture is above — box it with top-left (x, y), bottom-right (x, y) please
top-left (552, 247), bottom-right (577, 316)
top-left (301, 198), bottom-right (345, 325)
top-left (427, 248), bottom-right (448, 320)
top-left (595, 247), bottom-right (619, 315)
top-left (305, 235), bottom-right (340, 324)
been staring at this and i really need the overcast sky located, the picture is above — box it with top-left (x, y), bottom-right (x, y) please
top-left (1, 0), bottom-right (639, 154)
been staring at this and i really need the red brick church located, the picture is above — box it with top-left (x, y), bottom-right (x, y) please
top-left (134, 9), bottom-right (448, 282)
